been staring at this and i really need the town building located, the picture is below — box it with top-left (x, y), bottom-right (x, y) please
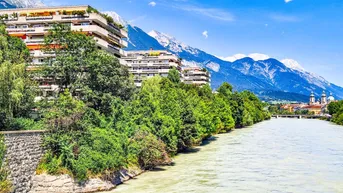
top-left (0, 5), bottom-right (128, 97)
top-left (120, 50), bottom-right (182, 87)
top-left (181, 66), bottom-right (211, 86)
top-left (303, 91), bottom-right (337, 115)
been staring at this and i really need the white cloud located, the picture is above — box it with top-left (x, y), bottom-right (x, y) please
top-left (202, 31), bottom-right (208, 39)
top-left (149, 1), bottom-right (157, 7)
top-left (285, 0), bottom-right (293, 3)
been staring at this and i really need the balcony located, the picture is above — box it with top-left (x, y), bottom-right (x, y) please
top-left (26, 16), bottom-right (53, 21)
top-left (25, 39), bottom-right (45, 44)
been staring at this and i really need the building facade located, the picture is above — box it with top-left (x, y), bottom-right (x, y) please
top-left (304, 91), bottom-right (337, 115)
top-left (181, 67), bottom-right (211, 86)
top-left (121, 50), bottom-right (182, 87)
top-left (0, 5), bottom-right (128, 97)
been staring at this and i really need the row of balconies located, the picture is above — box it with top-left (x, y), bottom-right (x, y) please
top-left (129, 69), bottom-right (171, 74)
top-left (3, 13), bottom-right (128, 38)
top-left (6, 25), bottom-right (127, 48)
top-left (182, 76), bottom-right (211, 81)
top-left (183, 80), bottom-right (209, 85)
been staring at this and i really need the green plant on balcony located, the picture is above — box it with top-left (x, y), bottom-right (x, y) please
top-left (11, 12), bottom-right (18, 19)
top-left (86, 6), bottom-right (125, 29)
top-left (0, 14), bottom-right (9, 20)
top-left (62, 10), bottom-right (67, 15)
top-left (71, 10), bottom-right (86, 16)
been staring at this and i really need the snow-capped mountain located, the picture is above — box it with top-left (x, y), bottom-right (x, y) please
top-left (281, 59), bottom-right (305, 72)
top-left (137, 28), bottom-right (343, 100)
top-left (0, 0), bottom-right (43, 8)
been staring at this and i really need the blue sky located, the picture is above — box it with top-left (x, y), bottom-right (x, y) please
top-left (44, 0), bottom-right (343, 86)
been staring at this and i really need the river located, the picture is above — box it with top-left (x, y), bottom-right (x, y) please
top-left (112, 119), bottom-right (343, 193)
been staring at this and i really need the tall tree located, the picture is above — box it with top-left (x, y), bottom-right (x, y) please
top-left (0, 25), bottom-right (36, 129)
top-left (43, 24), bottom-right (96, 95)
top-left (167, 67), bottom-right (181, 84)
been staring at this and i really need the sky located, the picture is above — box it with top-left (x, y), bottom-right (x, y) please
top-left (43, 0), bottom-right (343, 86)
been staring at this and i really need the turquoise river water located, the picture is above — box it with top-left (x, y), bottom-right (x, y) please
top-left (112, 119), bottom-right (343, 193)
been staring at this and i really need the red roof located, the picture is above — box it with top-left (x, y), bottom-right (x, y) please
top-left (303, 105), bottom-right (322, 109)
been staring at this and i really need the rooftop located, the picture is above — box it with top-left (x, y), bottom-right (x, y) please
top-left (0, 5), bottom-right (90, 13)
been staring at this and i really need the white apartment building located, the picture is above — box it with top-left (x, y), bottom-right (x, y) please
top-left (121, 50), bottom-right (182, 87)
top-left (0, 5), bottom-right (128, 97)
top-left (181, 67), bottom-right (211, 86)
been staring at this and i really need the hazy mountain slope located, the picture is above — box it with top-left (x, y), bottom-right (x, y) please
top-left (0, 0), bottom-right (43, 8)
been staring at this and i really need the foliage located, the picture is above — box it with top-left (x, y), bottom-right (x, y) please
top-left (129, 130), bottom-right (170, 169)
top-left (0, 134), bottom-right (12, 193)
top-left (42, 24), bottom-right (97, 95)
top-left (328, 101), bottom-right (343, 125)
top-left (167, 67), bottom-right (181, 84)
top-left (0, 24), bottom-right (37, 131)
top-left (0, 22), bottom-right (270, 182)
top-left (8, 118), bottom-right (45, 131)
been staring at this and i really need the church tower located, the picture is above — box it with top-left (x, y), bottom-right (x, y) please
top-left (309, 92), bottom-right (315, 105)
top-left (321, 91), bottom-right (327, 104)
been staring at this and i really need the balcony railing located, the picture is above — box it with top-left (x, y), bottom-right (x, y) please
top-left (26, 16), bottom-right (53, 21)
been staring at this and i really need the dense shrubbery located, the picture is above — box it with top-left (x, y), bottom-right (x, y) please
top-left (328, 101), bottom-right (343, 125)
top-left (0, 23), bottom-right (270, 181)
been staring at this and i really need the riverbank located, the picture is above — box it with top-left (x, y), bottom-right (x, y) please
top-left (107, 119), bottom-right (343, 193)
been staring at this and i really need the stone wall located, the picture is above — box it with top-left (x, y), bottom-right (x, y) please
top-left (1, 130), bottom-right (46, 193)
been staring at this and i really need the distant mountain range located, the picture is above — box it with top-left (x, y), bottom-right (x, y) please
top-left (0, 0), bottom-right (43, 9)
top-left (127, 25), bottom-right (343, 101)
top-left (2, 2), bottom-right (343, 102)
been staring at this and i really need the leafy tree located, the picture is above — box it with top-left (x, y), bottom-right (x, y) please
top-left (167, 67), bottom-right (181, 84)
top-left (43, 24), bottom-right (96, 95)
top-left (0, 24), bottom-right (36, 130)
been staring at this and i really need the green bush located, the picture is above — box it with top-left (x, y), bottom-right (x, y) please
top-left (0, 134), bottom-right (12, 193)
top-left (8, 118), bottom-right (45, 131)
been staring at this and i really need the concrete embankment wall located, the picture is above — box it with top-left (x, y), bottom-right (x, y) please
top-left (1, 130), bottom-right (46, 193)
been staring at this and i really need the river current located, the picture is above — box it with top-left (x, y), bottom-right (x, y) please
top-left (113, 119), bottom-right (343, 193)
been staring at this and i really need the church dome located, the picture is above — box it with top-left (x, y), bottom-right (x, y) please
top-left (328, 93), bottom-right (335, 102)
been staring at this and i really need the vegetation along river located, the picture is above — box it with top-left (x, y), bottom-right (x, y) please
top-left (112, 118), bottom-right (343, 193)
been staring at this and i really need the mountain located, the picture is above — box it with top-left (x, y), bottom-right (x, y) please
top-left (0, 0), bottom-right (43, 8)
top-left (127, 26), bottom-right (343, 100)
top-left (125, 26), bottom-right (165, 51)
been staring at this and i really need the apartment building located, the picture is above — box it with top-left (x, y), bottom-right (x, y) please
top-left (121, 50), bottom-right (182, 87)
top-left (181, 67), bottom-right (211, 86)
top-left (0, 5), bottom-right (128, 97)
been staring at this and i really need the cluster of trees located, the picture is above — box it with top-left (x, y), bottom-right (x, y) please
top-left (328, 101), bottom-right (343, 125)
top-left (0, 24), bottom-right (270, 182)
